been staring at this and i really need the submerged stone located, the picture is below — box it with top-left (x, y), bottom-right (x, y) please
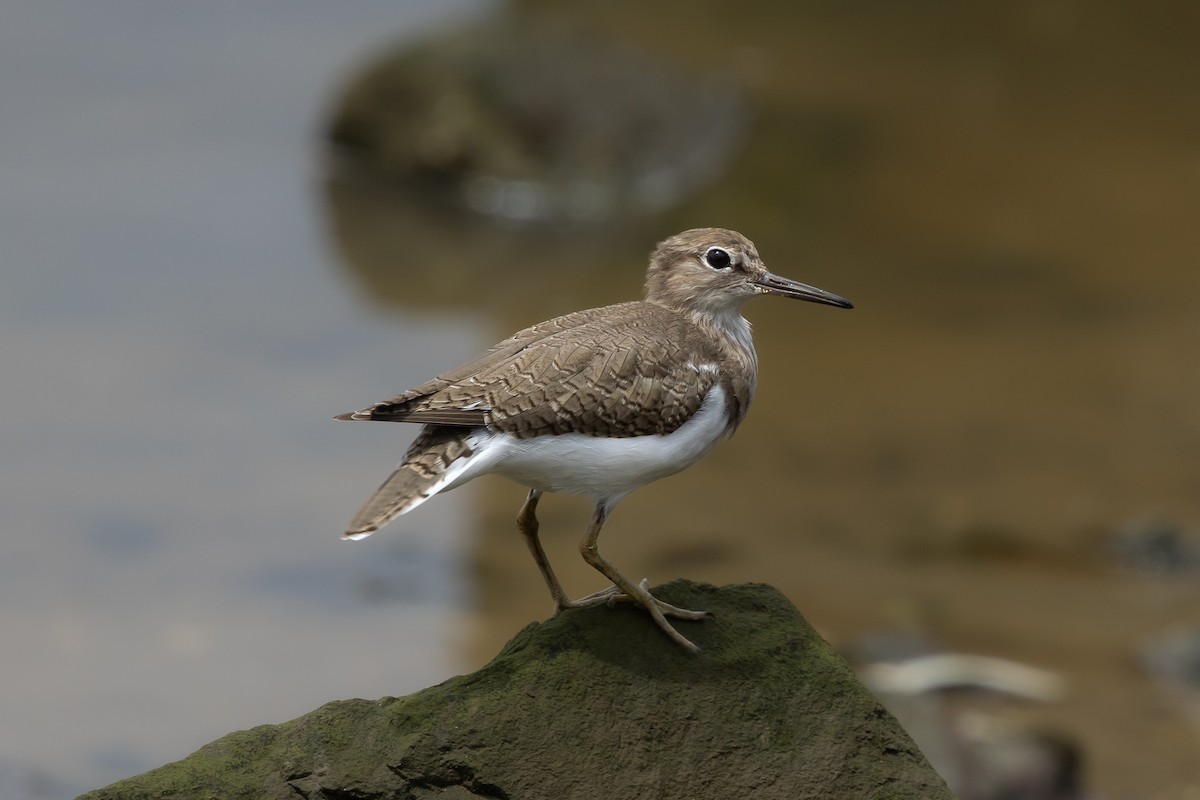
top-left (325, 14), bottom-right (746, 225)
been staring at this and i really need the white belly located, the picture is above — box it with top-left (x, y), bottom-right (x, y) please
top-left (445, 384), bottom-right (731, 501)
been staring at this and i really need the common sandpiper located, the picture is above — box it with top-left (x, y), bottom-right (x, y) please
top-left (337, 228), bottom-right (852, 653)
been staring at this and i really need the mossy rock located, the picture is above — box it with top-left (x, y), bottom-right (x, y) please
top-left (80, 581), bottom-right (953, 800)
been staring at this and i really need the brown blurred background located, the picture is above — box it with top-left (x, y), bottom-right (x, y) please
top-left (322, 1), bottom-right (1200, 796)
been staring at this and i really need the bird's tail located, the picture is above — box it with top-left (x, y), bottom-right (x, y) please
top-left (342, 427), bottom-right (479, 540)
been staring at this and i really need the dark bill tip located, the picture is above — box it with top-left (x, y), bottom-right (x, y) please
top-left (755, 272), bottom-right (854, 309)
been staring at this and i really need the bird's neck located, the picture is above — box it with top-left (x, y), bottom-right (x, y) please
top-left (646, 296), bottom-right (759, 429)
top-left (690, 306), bottom-right (758, 386)
top-left (646, 297), bottom-right (759, 381)
top-left (689, 306), bottom-right (758, 436)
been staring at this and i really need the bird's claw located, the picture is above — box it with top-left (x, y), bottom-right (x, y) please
top-left (554, 579), bottom-right (710, 653)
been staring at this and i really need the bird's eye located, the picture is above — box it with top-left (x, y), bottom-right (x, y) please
top-left (705, 248), bottom-right (733, 270)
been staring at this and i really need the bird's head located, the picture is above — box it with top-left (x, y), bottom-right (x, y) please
top-left (644, 228), bottom-right (853, 315)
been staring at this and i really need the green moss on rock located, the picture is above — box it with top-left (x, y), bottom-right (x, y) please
top-left (79, 581), bottom-right (954, 800)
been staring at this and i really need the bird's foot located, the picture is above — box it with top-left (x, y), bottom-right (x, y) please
top-left (555, 583), bottom-right (623, 610)
top-left (559, 579), bottom-right (708, 619)
top-left (555, 579), bottom-right (711, 654)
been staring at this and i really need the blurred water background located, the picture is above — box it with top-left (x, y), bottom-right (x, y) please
top-left (0, 3), bottom-right (490, 796)
top-left (3, 2), bottom-right (1200, 798)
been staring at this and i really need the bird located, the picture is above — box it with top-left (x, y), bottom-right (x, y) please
top-left (336, 228), bottom-right (852, 653)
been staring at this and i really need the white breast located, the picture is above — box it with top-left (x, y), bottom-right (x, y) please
top-left (442, 384), bottom-right (732, 502)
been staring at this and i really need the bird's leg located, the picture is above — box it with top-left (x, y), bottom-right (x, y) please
top-left (517, 492), bottom-right (708, 652)
top-left (516, 489), bottom-right (574, 611)
top-left (516, 490), bottom-right (630, 613)
top-left (565, 509), bottom-right (709, 620)
top-left (574, 501), bottom-right (709, 655)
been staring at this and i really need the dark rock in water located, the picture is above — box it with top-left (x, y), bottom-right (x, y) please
top-left (78, 581), bottom-right (953, 800)
top-left (1140, 626), bottom-right (1200, 737)
top-left (325, 13), bottom-right (746, 225)
top-left (1108, 516), bottom-right (1200, 576)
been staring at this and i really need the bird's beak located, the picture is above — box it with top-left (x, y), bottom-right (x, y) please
top-left (754, 271), bottom-right (854, 309)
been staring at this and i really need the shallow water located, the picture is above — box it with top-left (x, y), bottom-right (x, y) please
top-left (0, 2), bottom-right (489, 796)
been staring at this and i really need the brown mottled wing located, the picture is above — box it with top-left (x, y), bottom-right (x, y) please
top-left (338, 302), bottom-right (722, 439)
top-left (334, 304), bottom-right (618, 425)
